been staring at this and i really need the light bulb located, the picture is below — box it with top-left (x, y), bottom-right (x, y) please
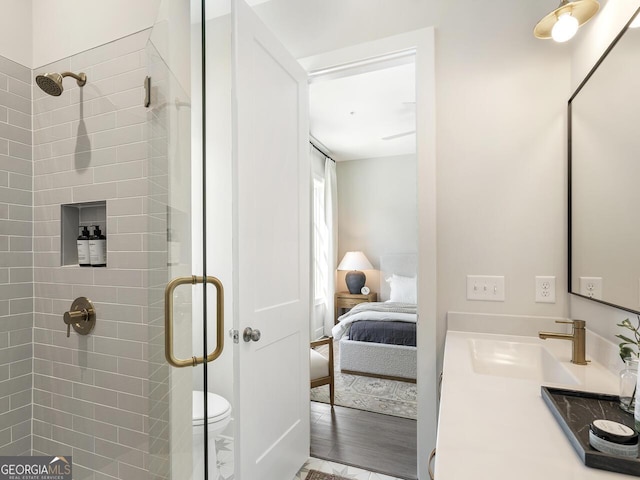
top-left (552, 13), bottom-right (579, 42)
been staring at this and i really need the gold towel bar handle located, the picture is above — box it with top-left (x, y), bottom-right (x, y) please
top-left (164, 275), bottom-right (224, 368)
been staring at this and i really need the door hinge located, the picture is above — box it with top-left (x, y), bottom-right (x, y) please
top-left (229, 329), bottom-right (239, 344)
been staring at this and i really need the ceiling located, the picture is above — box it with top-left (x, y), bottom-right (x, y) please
top-left (309, 61), bottom-right (416, 162)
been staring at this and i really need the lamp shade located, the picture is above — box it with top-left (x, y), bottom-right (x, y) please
top-left (534, 0), bottom-right (599, 41)
top-left (337, 251), bottom-right (373, 271)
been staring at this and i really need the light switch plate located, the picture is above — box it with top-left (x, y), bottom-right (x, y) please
top-left (466, 275), bottom-right (505, 301)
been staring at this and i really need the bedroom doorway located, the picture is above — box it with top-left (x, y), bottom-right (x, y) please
top-left (307, 50), bottom-right (419, 479)
top-left (240, 5), bottom-right (436, 475)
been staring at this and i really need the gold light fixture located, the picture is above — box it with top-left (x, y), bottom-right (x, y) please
top-left (534, 0), bottom-right (600, 43)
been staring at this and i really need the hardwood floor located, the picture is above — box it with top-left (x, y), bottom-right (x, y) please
top-left (310, 401), bottom-right (417, 480)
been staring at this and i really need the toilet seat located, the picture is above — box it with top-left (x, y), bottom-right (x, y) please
top-left (192, 391), bottom-right (232, 426)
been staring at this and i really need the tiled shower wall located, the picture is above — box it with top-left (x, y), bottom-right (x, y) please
top-left (31, 30), bottom-right (176, 480)
top-left (0, 55), bottom-right (34, 457)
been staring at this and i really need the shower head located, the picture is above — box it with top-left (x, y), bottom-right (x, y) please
top-left (35, 71), bottom-right (87, 96)
top-left (36, 73), bottom-right (63, 96)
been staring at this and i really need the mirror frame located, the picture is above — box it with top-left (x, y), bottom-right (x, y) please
top-left (568, 6), bottom-right (640, 314)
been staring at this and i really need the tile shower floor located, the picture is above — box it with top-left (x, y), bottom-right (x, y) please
top-left (214, 437), bottom-right (404, 480)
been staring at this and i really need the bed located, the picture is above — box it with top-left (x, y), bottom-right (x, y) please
top-left (331, 254), bottom-right (417, 382)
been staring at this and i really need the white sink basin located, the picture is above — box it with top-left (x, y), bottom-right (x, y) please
top-left (468, 338), bottom-right (580, 385)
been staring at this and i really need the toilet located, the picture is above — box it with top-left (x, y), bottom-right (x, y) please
top-left (192, 391), bottom-right (232, 480)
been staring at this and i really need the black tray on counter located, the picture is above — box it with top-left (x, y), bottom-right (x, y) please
top-left (541, 386), bottom-right (640, 476)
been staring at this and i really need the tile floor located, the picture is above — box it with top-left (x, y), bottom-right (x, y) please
top-left (294, 457), bottom-right (405, 480)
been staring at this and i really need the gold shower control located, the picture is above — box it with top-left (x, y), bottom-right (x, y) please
top-left (63, 297), bottom-right (96, 338)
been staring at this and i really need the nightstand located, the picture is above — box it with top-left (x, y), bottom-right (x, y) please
top-left (334, 291), bottom-right (377, 324)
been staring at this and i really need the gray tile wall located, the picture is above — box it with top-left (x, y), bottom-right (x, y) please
top-left (31, 30), bottom-right (175, 480)
top-left (0, 54), bottom-right (33, 457)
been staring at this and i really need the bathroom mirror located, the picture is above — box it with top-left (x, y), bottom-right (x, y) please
top-left (570, 8), bottom-right (640, 314)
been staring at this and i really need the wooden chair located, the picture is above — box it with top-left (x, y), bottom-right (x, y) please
top-left (310, 336), bottom-right (334, 406)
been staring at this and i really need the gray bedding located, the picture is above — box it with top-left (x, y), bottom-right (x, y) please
top-left (331, 302), bottom-right (417, 341)
top-left (349, 320), bottom-right (416, 346)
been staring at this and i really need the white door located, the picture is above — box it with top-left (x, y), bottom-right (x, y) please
top-left (232, 1), bottom-right (311, 479)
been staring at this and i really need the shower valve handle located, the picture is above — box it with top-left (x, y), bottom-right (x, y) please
top-left (63, 309), bottom-right (89, 337)
top-left (63, 297), bottom-right (96, 338)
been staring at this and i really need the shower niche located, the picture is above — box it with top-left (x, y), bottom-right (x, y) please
top-left (61, 201), bottom-right (107, 267)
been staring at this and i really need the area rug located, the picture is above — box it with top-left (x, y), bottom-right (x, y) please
top-left (310, 341), bottom-right (417, 420)
top-left (305, 470), bottom-right (351, 480)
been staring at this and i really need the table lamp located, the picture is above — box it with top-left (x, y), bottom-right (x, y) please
top-left (338, 251), bottom-right (374, 294)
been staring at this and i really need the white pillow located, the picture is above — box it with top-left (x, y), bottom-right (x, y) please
top-left (386, 274), bottom-right (417, 303)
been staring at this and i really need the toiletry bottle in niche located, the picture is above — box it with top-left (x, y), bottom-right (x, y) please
top-left (89, 225), bottom-right (107, 267)
top-left (77, 226), bottom-right (91, 267)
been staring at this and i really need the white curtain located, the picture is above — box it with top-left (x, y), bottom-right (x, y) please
top-left (323, 158), bottom-right (337, 335)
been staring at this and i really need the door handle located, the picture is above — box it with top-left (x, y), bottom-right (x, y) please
top-left (164, 275), bottom-right (224, 368)
top-left (243, 327), bottom-right (261, 342)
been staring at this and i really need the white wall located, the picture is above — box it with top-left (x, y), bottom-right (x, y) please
top-left (336, 154), bottom-right (417, 295)
top-left (32, 0), bottom-right (161, 68)
top-left (0, 0), bottom-right (32, 67)
top-left (149, 0), bottom-right (194, 95)
top-left (571, 1), bottom-right (640, 91)
top-left (253, 0), bottom-right (433, 59)
top-left (1, 0), bottom-right (162, 69)
top-left (569, 1), bottom-right (640, 344)
top-left (432, 0), bottom-right (640, 401)
top-left (5, 0), bottom-right (192, 93)
top-left (0, 0), bottom-right (193, 78)
top-left (434, 0), bottom-right (570, 367)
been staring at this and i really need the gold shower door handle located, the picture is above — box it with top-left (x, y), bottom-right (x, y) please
top-left (164, 275), bottom-right (224, 368)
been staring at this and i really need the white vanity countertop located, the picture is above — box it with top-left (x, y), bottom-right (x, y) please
top-left (436, 328), bottom-right (627, 479)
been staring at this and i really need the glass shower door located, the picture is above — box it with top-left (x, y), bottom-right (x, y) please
top-left (0, 0), bottom-right (221, 480)
top-left (151, 1), bottom-right (236, 479)
top-left (148, 1), bottom-right (226, 479)
top-left (0, 2), bottom-right (223, 480)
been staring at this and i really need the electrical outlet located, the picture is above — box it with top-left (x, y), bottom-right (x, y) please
top-left (535, 276), bottom-right (556, 303)
top-left (466, 275), bottom-right (505, 301)
top-left (579, 276), bottom-right (603, 300)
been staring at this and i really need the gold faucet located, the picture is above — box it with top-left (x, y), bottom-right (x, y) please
top-left (539, 320), bottom-right (588, 365)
